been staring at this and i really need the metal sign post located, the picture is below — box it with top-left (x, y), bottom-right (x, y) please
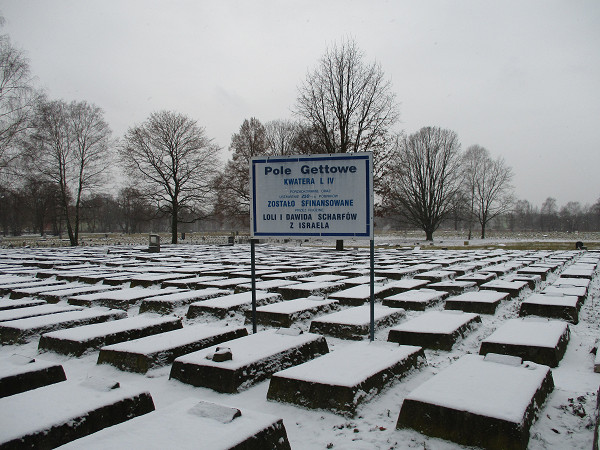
top-left (250, 153), bottom-right (374, 338)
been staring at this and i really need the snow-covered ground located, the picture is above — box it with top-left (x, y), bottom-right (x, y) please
top-left (0, 244), bottom-right (598, 449)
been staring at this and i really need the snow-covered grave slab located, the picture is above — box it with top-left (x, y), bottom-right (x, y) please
top-left (396, 353), bottom-right (554, 449)
top-left (409, 263), bottom-right (443, 273)
top-left (560, 266), bottom-right (595, 279)
top-left (445, 290), bottom-right (510, 315)
top-left (262, 270), bottom-right (314, 280)
top-left (235, 278), bottom-right (301, 293)
top-left (455, 271), bottom-right (497, 285)
top-left (519, 293), bottom-right (580, 324)
top-left (277, 281), bottom-right (345, 300)
top-left (160, 275), bottom-right (226, 289)
top-left (553, 276), bottom-right (591, 291)
top-left (170, 329), bottom-right (329, 393)
top-left (0, 298), bottom-right (46, 311)
top-left (445, 263), bottom-right (480, 276)
top-left (197, 277), bottom-right (253, 290)
top-left (38, 284), bottom-right (119, 303)
top-left (100, 272), bottom-right (144, 285)
top-left (0, 307), bottom-right (126, 344)
top-left (0, 354), bottom-right (66, 398)
top-left (38, 314), bottom-right (183, 356)
top-left (76, 271), bottom-right (126, 284)
top-left (413, 270), bottom-right (456, 282)
top-left (517, 265), bottom-right (551, 280)
top-left (297, 274), bottom-right (349, 284)
top-left (387, 310), bottom-right (481, 350)
top-left (9, 281), bottom-right (75, 299)
top-left (186, 291), bottom-right (281, 319)
top-left (98, 324), bottom-right (248, 373)
top-left (479, 318), bottom-right (570, 367)
top-left (375, 267), bottom-right (420, 279)
top-left (0, 303), bottom-right (82, 322)
top-left (480, 279), bottom-right (529, 298)
top-left (328, 284), bottom-right (398, 306)
top-left (268, 342), bottom-right (425, 416)
top-left (382, 289), bottom-right (448, 311)
top-left (0, 279), bottom-right (66, 296)
top-left (505, 273), bottom-right (543, 290)
top-left (542, 285), bottom-right (588, 302)
top-left (309, 304), bottom-right (405, 340)
top-left (247, 297), bottom-right (339, 328)
top-left (0, 379), bottom-right (155, 449)
top-left (426, 279), bottom-right (478, 295)
top-left (68, 286), bottom-right (181, 308)
top-left (58, 398), bottom-right (291, 450)
top-left (385, 278), bottom-right (431, 293)
top-left (0, 275), bottom-right (38, 285)
top-left (138, 288), bottom-right (231, 314)
top-left (483, 262), bottom-right (524, 276)
top-left (129, 272), bottom-right (195, 287)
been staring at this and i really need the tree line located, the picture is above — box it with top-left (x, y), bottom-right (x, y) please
top-left (1, 19), bottom-right (598, 245)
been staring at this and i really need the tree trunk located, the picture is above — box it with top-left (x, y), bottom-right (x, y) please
top-left (171, 203), bottom-right (178, 244)
top-left (481, 224), bottom-right (486, 239)
top-left (336, 239), bottom-right (344, 251)
top-left (425, 229), bottom-right (434, 241)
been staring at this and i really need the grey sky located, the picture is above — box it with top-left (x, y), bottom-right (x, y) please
top-left (2, 0), bottom-right (599, 207)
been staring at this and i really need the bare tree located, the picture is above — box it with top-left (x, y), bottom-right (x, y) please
top-left (213, 118), bottom-right (269, 229)
top-left (264, 119), bottom-right (299, 156)
top-left (464, 146), bottom-right (514, 238)
top-left (0, 18), bottom-right (39, 176)
top-left (540, 197), bottom-right (559, 232)
top-left (295, 37), bottom-right (399, 249)
top-left (120, 110), bottom-right (221, 244)
top-left (382, 127), bottom-right (462, 241)
top-left (27, 99), bottom-right (112, 245)
top-left (462, 145), bottom-right (488, 239)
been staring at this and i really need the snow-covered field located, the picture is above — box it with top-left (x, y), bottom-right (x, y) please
top-left (0, 243), bottom-right (599, 449)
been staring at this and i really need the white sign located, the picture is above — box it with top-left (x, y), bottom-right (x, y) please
top-left (250, 153), bottom-right (373, 239)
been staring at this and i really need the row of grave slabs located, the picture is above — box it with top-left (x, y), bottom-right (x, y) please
top-left (0, 243), bottom-right (599, 448)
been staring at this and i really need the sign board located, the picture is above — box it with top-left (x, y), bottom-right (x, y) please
top-left (250, 153), bottom-right (373, 239)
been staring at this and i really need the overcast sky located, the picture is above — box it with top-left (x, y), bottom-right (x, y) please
top-left (2, 0), bottom-right (599, 207)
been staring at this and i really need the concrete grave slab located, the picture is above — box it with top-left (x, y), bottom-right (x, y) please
top-left (0, 355), bottom-right (66, 397)
top-left (38, 284), bottom-right (119, 303)
top-left (480, 279), bottom-right (529, 298)
top-left (277, 281), bottom-right (345, 300)
top-left (186, 291), bottom-right (282, 319)
top-left (0, 307), bottom-right (126, 344)
top-left (328, 284), bottom-right (398, 306)
top-left (387, 310), bottom-right (481, 350)
top-left (58, 398), bottom-right (291, 450)
top-left (382, 289), bottom-right (448, 311)
top-left (309, 304), bottom-right (405, 340)
top-left (455, 272), bottom-right (497, 285)
top-left (138, 288), bottom-right (230, 314)
top-left (247, 297), bottom-right (339, 328)
top-left (426, 280), bottom-right (478, 295)
top-left (444, 290), bottom-right (510, 314)
top-left (97, 324), bottom-right (248, 373)
top-left (0, 298), bottom-right (46, 312)
top-left (480, 318), bottom-right (570, 367)
top-left (397, 353), bottom-right (554, 449)
top-left (268, 342), bottom-right (425, 416)
top-left (160, 275), bottom-right (227, 289)
top-left (519, 293), bottom-right (580, 324)
top-left (9, 281), bottom-right (76, 299)
top-left (68, 287), bottom-right (181, 308)
top-left (0, 380), bottom-right (154, 449)
top-left (170, 329), bottom-right (328, 393)
top-left (0, 303), bottom-right (83, 322)
top-left (414, 270), bottom-right (456, 282)
top-left (39, 314), bottom-right (183, 356)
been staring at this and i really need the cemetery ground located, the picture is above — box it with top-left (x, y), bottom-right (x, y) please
top-left (0, 239), bottom-right (599, 449)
